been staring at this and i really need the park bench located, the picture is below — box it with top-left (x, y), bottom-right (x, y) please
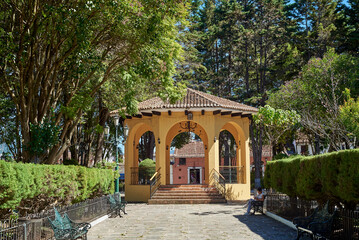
top-left (108, 194), bottom-right (127, 217)
top-left (251, 195), bottom-right (266, 214)
top-left (48, 207), bottom-right (91, 240)
top-left (293, 203), bottom-right (337, 240)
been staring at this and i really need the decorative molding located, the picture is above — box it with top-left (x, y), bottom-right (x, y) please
top-left (152, 111), bottom-right (161, 116)
top-left (221, 111), bottom-right (232, 116)
top-left (213, 110), bottom-right (221, 115)
top-left (231, 112), bottom-right (242, 117)
top-left (141, 112), bottom-right (153, 117)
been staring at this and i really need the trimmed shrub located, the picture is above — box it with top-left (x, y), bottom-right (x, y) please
top-left (264, 149), bottom-right (359, 207)
top-left (0, 160), bottom-right (114, 214)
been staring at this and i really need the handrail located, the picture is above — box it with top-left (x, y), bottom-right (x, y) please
top-left (150, 167), bottom-right (161, 198)
top-left (213, 168), bottom-right (225, 181)
top-left (149, 171), bottom-right (158, 181)
top-left (210, 168), bottom-right (226, 197)
top-left (218, 166), bottom-right (244, 184)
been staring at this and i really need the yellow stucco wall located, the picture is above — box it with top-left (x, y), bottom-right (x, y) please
top-left (124, 110), bottom-right (251, 202)
top-left (125, 185), bottom-right (150, 202)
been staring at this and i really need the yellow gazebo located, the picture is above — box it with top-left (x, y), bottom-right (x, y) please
top-left (112, 88), bottom-right (257, 202)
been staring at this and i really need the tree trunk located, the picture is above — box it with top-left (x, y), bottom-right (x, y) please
top-left (94, 94), bottom-right (109, 165)
top-left (15, 113), bottom-right (22, 162)
top-left (250, 122), bottom-right (263, 189)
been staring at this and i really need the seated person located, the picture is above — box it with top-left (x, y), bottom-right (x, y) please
top-left (244, 187), bottom-right (264, 215)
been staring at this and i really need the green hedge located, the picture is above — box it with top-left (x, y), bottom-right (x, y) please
top-left (264, 149), bottom-right (359, 207)
top-left (0, 160), bottom-right (114, 211)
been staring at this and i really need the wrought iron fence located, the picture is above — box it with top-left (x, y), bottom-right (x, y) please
top-left (266, 193), bottom-right (318, 220)
top-left (0, 219), bottom-right (26, 240)
top-left (332, 208), bottom-right (359, 240)
top-left (265, 192), bottom-right (359, 240)
top-left (219, 166), bottom-right (243, 183)
top-left (131, 167), bottom-right (156, 185)
top-left (0, 194), bottom-right (114, 240)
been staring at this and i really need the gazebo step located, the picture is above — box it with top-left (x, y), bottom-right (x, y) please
top-left (148, 199), bottom-right (227, 204)
top-left (154, 192), bottom-right (222, 196)
top-left (151, 195), bottom-right (224, 199)
top-left (149, 184), bottom-right (226, 204)
top-left (155, 190), bottom-right (219, 193)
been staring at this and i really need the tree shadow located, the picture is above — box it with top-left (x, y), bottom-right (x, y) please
top-left (233, 214), bottom-right (297, 240)
top-left (189, 205), bottom-right (243, 216)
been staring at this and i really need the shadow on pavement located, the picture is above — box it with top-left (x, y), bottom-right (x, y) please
top-left (190, 206), bottom-right (243, 216)
top-left (233, 214), bottom-right (297, 240)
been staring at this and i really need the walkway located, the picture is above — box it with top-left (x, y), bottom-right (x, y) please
top-left (88, 204), bottom-right (296, 240)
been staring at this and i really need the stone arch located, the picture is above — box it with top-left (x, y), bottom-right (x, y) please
top-left (127, 122), bottom-right (156, 168)
top-left (219, 121), bottom-right (247, 184)
top-left (165, 120), bottom-right (209, 185)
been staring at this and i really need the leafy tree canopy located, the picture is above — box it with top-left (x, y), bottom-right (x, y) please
top-left (0, 0), bottom-right (188, 163)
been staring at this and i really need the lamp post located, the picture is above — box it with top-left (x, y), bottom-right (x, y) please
top-left (113, 116), bottom-right (120, 193)
top-left (104, 118), bottom-right (129, 194)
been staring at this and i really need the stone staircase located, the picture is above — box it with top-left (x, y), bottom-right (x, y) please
top-left (148, 184), bottom-right (226, 204)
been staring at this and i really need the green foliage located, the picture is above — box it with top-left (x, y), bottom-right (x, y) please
top-left (94, 160), bottom-right (117, 169)
top-left (0, 160), bottom-right (114, 212)
top-left (268, 49), bottom-right (359, 151)
top-left (340, 89), bottom-right (359, 142)
top-left (1, 152), bottom-right (14, 162)
top-left (63, 159), bottom-right (79, 166)
top-left (264, 149), bottom-right (359, 207)
top-left (0, 0), bottom-right (188, 164)
top-left (253, 105), bottom-right (300, 152)
top-left (139, 158), bottom-right (156, 177)
top-left (0, 92), bottom-right (18, 159)
top-left (272, 153), bottom-right (294, 160)
top-left (139, 158), bottom-right (156, 168)
top-left (171, 132), bottom-right (191, 149)
top-left (28, 118), bottom-right (60, 156)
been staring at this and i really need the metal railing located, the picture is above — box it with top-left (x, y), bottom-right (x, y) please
top-left (0, 219), bottom-right (26, 240)
top-left (219, 166), bottom-right (244, 183)
top-left (150, 167), bottom-right (161, 198)
top-left (265, 192), bottom-right (318, 220)
top-left (210, 168), bottom-right (226, 197)
top-left (265, 192), bottom-right (359, 240)
top-left (332, 208), bottom-right (359, 240)
top-left (130, 167), bottom-right (156, 185)
top-left (0, 194), bottom-right (115, 240)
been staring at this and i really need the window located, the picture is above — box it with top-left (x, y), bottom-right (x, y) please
top-left (179, 158), bottom-right (186, 165)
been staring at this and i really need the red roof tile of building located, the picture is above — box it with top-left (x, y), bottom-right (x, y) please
top-left (111, 88), bottom-right (258, 115)
top-left (173, 141), bottom-right (205, 158)
top-left (138, 88), bottom-right (258, 112)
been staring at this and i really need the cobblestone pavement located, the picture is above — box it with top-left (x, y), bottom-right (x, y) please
top-left (88, 204), bottom-right (297, 240)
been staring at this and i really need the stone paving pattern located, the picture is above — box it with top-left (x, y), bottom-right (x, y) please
top-left (88, 203), bottom-right (297, 240)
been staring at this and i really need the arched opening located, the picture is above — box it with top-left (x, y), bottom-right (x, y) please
top-left (219, 130), bottom-right (238, 183)
top-left (134, 131), bottom-right (156, 185)
top-left (170, 132), bottom-right (205, 184)
top-left (138, 131), bottom-right (155, 161)
top-left (219, 121), bottom-right (246, 184)
top-left (129, 123), bottom-right (157, 185)
top-left (165, 121), bottom-right (209, 185)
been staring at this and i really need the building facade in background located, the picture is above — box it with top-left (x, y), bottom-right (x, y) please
top-left (171, 141), bottom-right (205, 184)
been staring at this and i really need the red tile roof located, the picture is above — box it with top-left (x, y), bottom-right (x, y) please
top-left (136, 88), bottom-right (258, 112)
top-left (173, 141), bottom-right (205, 158)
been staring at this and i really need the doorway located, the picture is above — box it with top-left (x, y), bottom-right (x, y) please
top-left (188, 167), bottom-right (202, 184)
